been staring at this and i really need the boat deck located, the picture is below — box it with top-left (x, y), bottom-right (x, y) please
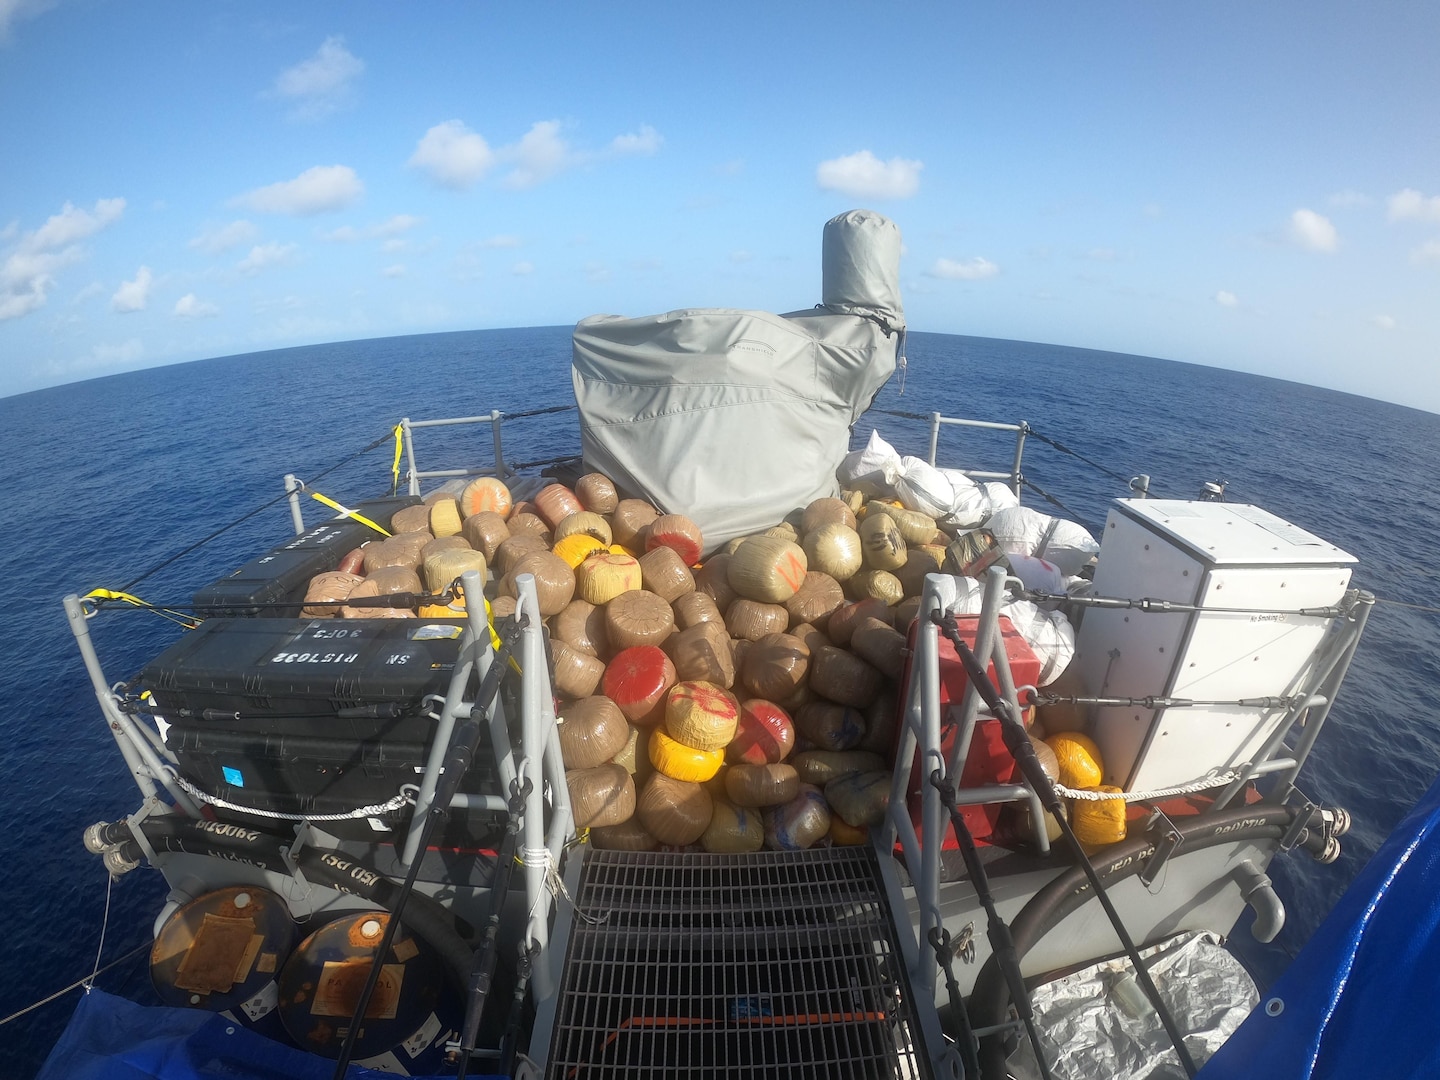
top-left (541, 845), bottom-right (934, 1078)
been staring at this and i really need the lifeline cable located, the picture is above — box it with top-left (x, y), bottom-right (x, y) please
top-left (115, 429), bottom-right (397, 594)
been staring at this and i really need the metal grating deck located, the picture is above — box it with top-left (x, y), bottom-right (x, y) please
top-left (544, 845), bottom-right (930, 1079)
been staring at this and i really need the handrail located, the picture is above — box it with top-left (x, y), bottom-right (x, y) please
top-left (869, 408), bottom-right (1029, 497)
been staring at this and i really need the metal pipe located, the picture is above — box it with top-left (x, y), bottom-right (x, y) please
top-left (284, 474), bottom-right (305, 535)
top-left (515, 575), bottom-right (555, 996)
top-left (927, 411), bottom-right (941, 466)
top-left (402, 418), bottom-right (420, 496)
top-left (945, 567), bottom-right (1007, 782)
top-left (407, 414), bottom-right (504, 429)
top-left (917, 592), bottom-right (943, 999)
top-left (65, 594), bottom-right (201, 815)
top-left (1010, 422), bottom-right (1029, 497)
top-left (491, 409), bottom-right (507, 479)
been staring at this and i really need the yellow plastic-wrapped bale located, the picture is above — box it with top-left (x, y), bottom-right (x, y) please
top-left (763, 784), bottom-right (831, 851)
top-left (740, 633), bottom-right (810, 702)
top-left (1046, 732), bottom-right (1105, 789)
top-left (606, 589), bottom-right (675, 650)
top-left (558, 696), bottom-right (630, 770)
top-left (665, 681), bottom-right (740, 751)
top-left (422, 547), bottom-right (487, 594)
top-left (552, 599), bottom-right (610, 660)
top-left (576, 552), bottom-right (642, 605)
top-left (302, 571), bottom-right (363, 618)
top-left (724, 763), bottom-right (799, 808)
top-left (701, 799), bottom-right (765, 854)
top-left (636, 773), bottom-right (713, 846)
top-left (1071, 787), bottom-right (1127, 845)
top-left (727, 536), bottom-right (808, 603)
top-left (858, 513), bottom-right (907, 571)
top-left (638, 545), bottom-right (696, 603)
top-left (846, 569), bottom-right (905, 606)
top-left (459, 477), bottom-right (512, 520)
top-left (551, 640), bottom-right (606, 700)
top-left (575, 473), bottom-right (619, 515)
top-left (666, 622), bottom-right (735, 688)
top-left (567, 764), bottom-right (635, 829)
top-left (429, 498), bottom-right (463, 539)
top-left (609, 724), bottom-right (647, 778)
top-left (649, 727), bottom-right (724, 783)
top-left (802, 523), bottom-right (863, 583)
top-left (864, 502), bottom-right (940, 546)
top-left (553, 532), bottom-right (609, 569)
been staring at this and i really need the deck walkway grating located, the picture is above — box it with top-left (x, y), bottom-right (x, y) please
top-left (545, 845), bottom-right (930, 1079)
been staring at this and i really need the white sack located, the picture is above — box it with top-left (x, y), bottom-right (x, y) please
top-left (983, 482), bottom-right (1021, 512)
top-left (1007, 554), bottom-right (1066, 595)
top-left (838, 429), bottom-right (903, 490)
top-left (986, 505), bottom-right (1099, 576)
top-left (895, 456), bottom-right (956, 519)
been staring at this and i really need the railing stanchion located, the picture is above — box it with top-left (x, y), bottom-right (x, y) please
top-left (402, 417), bottom-right (420, 496)
top-left (284, 474), bottom-right (305, 535)
top-left (928, 411), bottom-right (942, 466)
top-left (491, 409), bottom-right (507, 479)
top-left (1011, 421), bottom-right (1029, 497)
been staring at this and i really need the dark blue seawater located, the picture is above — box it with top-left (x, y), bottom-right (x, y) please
top-left (2, 327), bottom-right (1437, 1077)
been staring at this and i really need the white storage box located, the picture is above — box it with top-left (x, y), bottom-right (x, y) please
top-left (1074, 500), bottom-right (1356, 792)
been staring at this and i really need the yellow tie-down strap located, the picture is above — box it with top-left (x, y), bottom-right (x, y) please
top-left (82, 588), bottom-right (201, 629)
top-left (310, 491), bottom-right (391, 536)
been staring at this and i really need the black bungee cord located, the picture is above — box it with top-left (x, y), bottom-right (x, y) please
top-left (931, 610), bottom-right (1201, 1079)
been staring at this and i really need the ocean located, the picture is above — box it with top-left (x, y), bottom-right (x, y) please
top-left (2, 326), bottom-right (1437, 1077)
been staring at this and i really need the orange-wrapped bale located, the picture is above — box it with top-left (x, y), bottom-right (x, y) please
top-left (728, 700), bottom-right (795, 765)
top-left (603, 646), bottom-right (676, 727)
top-left (459, 477), bottom-right (512, 520)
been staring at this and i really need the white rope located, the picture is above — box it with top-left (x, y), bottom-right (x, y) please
top-left (168, 771), bottom-right (414, 821)
top-left (1054, 770), bottom-right (1239, 802)
top-left (520, 844), bottom-right (606, 926)
top-left (82, 870), bottom-right (115, 993)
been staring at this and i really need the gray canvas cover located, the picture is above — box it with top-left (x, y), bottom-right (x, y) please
top-left (570, 210), bottom-right (903, 555)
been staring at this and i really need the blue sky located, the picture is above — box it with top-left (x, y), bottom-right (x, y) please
top-left (2, 2), bottom-right (1437, 410)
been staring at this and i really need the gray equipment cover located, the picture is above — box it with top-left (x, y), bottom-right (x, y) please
top-left (571, 211), bottom-right (902, 555)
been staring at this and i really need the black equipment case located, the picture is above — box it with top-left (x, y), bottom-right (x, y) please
top-left (191, 495), bottom-right (422, 617)
top-left (138, 616), bottom-right (510, 837)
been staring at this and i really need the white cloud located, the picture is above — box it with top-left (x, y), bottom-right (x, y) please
top-left (0, 0), bottom-right (55, 39)
top-left (382, 264), bottom-right (405, 278)
top-left (319, 225), bottom-right (359, 243)
top-left (512, 261), bottom-right (534, 276)
top-left (409, 120), bottom-right (496, 190)
top-left (111, 266), bottom-right (152, 312)
top-left (237, 241), bottom-right (299, 275)
top-left (232, 166), bottom-right (363, 215)
top-left (482, 235), bottom-right (521, 249)
top-left (380, 238), bottom-right (407, 254)
top-left (730, 250), bottom-right (752, 263)
top-left (374, 214), bottom-right (421, 237)
top-left (929, 256), bottom-right (998, 281)
top-left (609, 125), bottom-right (662, 157)
top-left (816, 151), bottom-right (922, 199)
top-left (271, 36), bottom-right (363, 121)
top-left (501, 120), bottom-right (572, 190)
top-left (1371, 314), bottom-right (1396, 330)
top-left (1288, 208), bottom-right (1337, 252)
top-left (1388, 188), bottom-right (1440, 224)
top-left (1328, 189), bottom-right (1371, 208)
top-left (189, 219), bottom-right (257, 254)
top-left (173, 293), bottom-right (219, 318)
top-left (1215, 290), bottom-right (1239, 308)
top-left (88, 338), bottom-right (144, 365)
top-left (1, 197), bottom-right (126, 320)
top-left (1411, 239), bottom-right (1440, 264)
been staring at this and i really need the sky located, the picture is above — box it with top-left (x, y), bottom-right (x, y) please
top-left (1, 2), bottom-right (1437, 410)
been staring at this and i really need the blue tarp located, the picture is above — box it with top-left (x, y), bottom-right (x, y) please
top-left (36, 989), bottom-right (500, 1080)
top-left (1197, 774), bottom-right (1440, 1079)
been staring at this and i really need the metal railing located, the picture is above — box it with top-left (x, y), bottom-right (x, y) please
top-left (870, 409), bottom-right (1029, 496)
top-left (399, 406), bottom-right (579, 496)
